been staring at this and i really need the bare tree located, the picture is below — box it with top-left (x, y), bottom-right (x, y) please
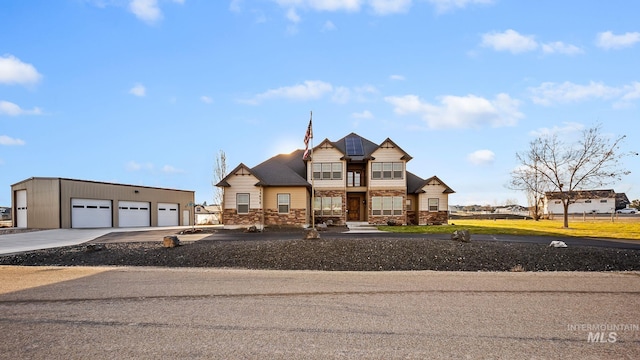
top-left (212, 150), bottom-right (227, 207)
top-left (512, 124), bottom-right (632, 228)
top-left (508, 142), bottom-right (551, 220)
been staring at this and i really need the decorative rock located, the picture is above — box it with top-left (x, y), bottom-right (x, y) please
top-left (163, 235), bottom-right (180, 248)
top-left (325, 219), bottom-right (334, 226)
top-left (316, 223), bottom-right (328, 231)
top-left (85, 244), bottom-right (104, 253)
top-left (304, 228), bottom-right (320, 239)
top-left (549, 240), bottom-right (567, 248)
top-left (245, 225), bottom-right (259, 233)
top-left (451, 230), bottom-right (471, 243)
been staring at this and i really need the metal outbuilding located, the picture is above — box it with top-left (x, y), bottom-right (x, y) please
top-left (11, 177), bottom-right (195, 229)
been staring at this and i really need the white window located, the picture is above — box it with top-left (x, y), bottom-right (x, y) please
top-left (313, 162), bottom-right (342, 180)
top-left (428, 198), bottom-right (439, 212)
top-left (347, 171), bottom-right (361, 187)
top-left (277, 193), bottom-right (290, 214)
top-left (314, 197), bottom-right (342, 216)
top-left (372, 196), bottom-right (403, 215)
top-left (371, 162), bottom-right (403, 180)
top-left (237, 193), bottom-right (249, 214)
top-left (406, 198), bottom-right (412, 211)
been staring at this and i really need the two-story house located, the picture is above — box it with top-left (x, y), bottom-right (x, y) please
top-left (216, 133), bottom-right (454, 229)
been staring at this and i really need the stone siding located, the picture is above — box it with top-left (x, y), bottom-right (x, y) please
top-left (418, 211), bottom-right (449, 225)
top-left (313, 190), bottom-right (346, 225)
top-left (264, 208), bottom-right (306, 227)
top-left (369, 189), bottom-right (406, 225)
top-left (222, 208), bottom-right (262, 226)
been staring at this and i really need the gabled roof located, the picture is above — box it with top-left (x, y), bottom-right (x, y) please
top-left (544, 189), bottom-right (616, 200)
top-left (407, 173), bottom-right (455, 194)
top-left (313, 132), bottom-right (380, 162)
top-left (373, 138), bottom-right (413, 161)
top-left (215, 163), bottom-right (257, 187)
top-left (252, 150), bottom-right (310, 187)
top-left (217, 151), bottom-right (310, 188)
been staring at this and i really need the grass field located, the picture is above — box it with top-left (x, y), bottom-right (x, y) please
top-left (380, 217), bottom-right (640, 240)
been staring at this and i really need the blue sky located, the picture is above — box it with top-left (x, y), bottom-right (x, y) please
top-left (1, 0), bottom-right (639, 207)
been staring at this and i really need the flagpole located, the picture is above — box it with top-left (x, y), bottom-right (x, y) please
top-left (310, 111), bottom-right (315, 230)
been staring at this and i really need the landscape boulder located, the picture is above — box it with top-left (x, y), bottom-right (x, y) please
top-left (304, 228), bottom-right (320, 239)
top-left (549, 240), bottom-right (568, 248)
top-left (451, 230), bottom-right (471, 243)
top-left (162, 235), bottom-right (180, 248)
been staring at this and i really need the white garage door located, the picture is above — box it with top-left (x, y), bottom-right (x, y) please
top-left (118, 201), bottom-right (150, 228)
top-left (72, 198), bottom-right (112, 228)
top-left (158, 203), bottom-right (179, 227)
top-left (16, 190), bottom-right (27, 228)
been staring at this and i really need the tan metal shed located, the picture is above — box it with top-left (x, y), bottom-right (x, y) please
top-left (10, 177), bottom-right (195, 229)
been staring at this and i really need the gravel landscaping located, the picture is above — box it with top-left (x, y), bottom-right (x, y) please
top-left (1, 228), bottom-right (639, 271)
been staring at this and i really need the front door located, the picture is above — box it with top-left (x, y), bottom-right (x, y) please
top-left (347, 197), bottom-right (360, 221)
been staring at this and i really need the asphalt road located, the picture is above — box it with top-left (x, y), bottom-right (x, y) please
top-left (1, 267), bottom-right (639, 359)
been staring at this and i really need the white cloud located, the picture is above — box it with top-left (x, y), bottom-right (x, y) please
top-left (240, 80), bottom-right (377, 105)
top-left (385, 93), bottom-right (523, 129)
top-left (161, 165), bottom-right (183, 173)
top-left (229, 0), bottom-right (243, 12)
top-left (0, 55), bottom-right (42, 85)
top-left (129, 0), bottom-right (163, 23)
top-left (369, 0), bottom-right (412, 15)
top-left (241, 80), bottom-right (333, 104)
top-left (322, 20), bottom-right (336, 31)
top-left (126, 160), bottom-right (153, 171)
top-left (389, 74), bottom-right (405, 81)
top-left (529, 81), bottom-right (623, 106)
top-left (529, 122), bottom-right (584, 137)
top-left (596, 31), bottom-right (640, 50)
top-left (0, 135), bottom-right (26, 146)
top-left (0, 100), bottom-right (42, 116)
top-left (428, 0), bottom-right (494, 14)
top-left (200, 95), bottom-right (213, 104)
top-left (467, 149), bottom-right (495, 165)
top-left (273, 0), bottom-right (362, 12)
top-left (352, 110), bottom-right (373, 119)
top-left (286, 8), bottom-right (301, 22)
top-left (541, 41), bottom-right (584, 55)
top-left (129, 83), bottom-right (146, 97)
top-left (481, 29), bottom-right (538, 54)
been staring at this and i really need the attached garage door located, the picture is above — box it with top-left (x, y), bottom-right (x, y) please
top-left (158, 203), bottom-right (179, 226)
top-left (16, 190), bottom-right (27, 228)
top-left (72, 198), bottom-right (112, 228)
top-left (118, 201), bottom-right (151, 228)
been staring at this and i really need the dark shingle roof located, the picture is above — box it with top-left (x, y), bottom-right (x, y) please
top-left (251, 150), bottom-right (310, 187)
top-left (407, 173), bottom-right (455, 194)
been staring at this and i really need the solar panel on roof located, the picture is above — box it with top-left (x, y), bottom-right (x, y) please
top-left (345, 136), bottom-right (364, 156)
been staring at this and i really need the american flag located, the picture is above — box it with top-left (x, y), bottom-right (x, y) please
top-left (303, 116), bottom-right (313, 159)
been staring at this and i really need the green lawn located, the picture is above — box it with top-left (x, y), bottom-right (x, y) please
top-left (379, 218), bottom-right (640, 240)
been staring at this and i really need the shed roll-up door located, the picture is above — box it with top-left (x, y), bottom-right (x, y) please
top-left (118, 201), bottom-right (151, 227)
top-left (71, 198), bottom-right (112, 228)
top-left (158, 203), bottom-right (179, 226)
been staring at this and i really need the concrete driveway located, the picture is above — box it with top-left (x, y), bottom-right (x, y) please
top-left (0, 227), bottom-right (215, 255)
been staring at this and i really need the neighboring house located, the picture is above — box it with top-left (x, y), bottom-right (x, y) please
top-left (0, 207), bottom-right (11, 220)
top-left (11, 177), bottom-right (194, 229)
top-left (216, 133), bottom-right (454, 229)
top-left (195, 204), bottom-right (221, 225)
top-left (543, 189), bottom-right (625, 215)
